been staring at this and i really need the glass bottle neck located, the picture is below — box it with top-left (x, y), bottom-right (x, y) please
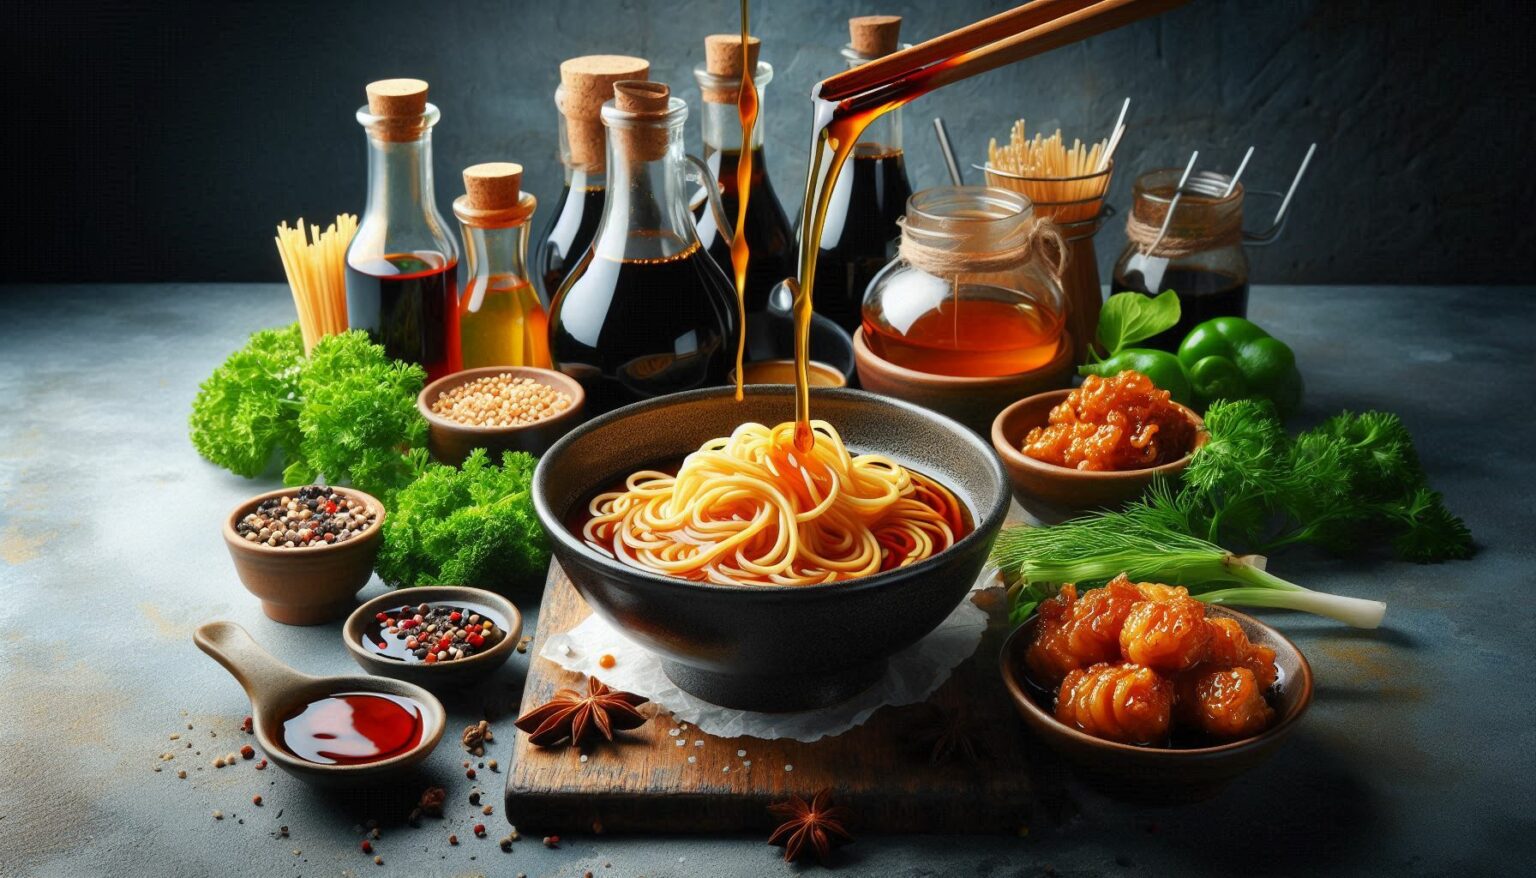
top-left (595, 118), bottom-right (702, 261)
top-left (461, 224), bottom-right (531, 284)
top-left (840, 45), bottom-right (904, 154)
top-left (699, 96), bottom-right (766, 154)
top-left (354, 129), bottom-right (458, 264)
top-left (694, 61), bottom-right (773, 155)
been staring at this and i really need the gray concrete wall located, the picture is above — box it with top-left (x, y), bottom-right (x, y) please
top-left (10, 0), bottom-right (1533, 284)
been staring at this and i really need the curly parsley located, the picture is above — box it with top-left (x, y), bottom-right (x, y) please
top-left (376, 449), bottom-right (548, 592)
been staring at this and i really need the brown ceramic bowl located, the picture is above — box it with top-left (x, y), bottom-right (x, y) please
top-left (732, 359), bottom-right (848, 388)
top-left (853, 327), bottom-right (1075, 434)
top-left (991, 388), bottom-right (1207, 523)
top-left (418, 366), bottom-right (586, 464)
top-left (1001, 605), bottom-right (1313, 803)
top-left (343, 586), bottom-right (523, 690)
top-left (223, 486), bottom-right (385, 625)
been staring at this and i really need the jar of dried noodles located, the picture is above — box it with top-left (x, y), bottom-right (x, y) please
top-left (861, 186), bottom-right (1067, 378)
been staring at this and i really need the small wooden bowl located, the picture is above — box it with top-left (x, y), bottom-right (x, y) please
top-left (853, 327), bottom-right (1075, 434)
top-left (418, 366), bottom-right (586, 464)
top-left (343, 586), bottom-right (523, 690)
top-left (223, 486), bottom-right (384, 625)
top-left (1001, 605), bottom-right (1313, 803)
top-left (991, 389), bottom-right (1207, 523)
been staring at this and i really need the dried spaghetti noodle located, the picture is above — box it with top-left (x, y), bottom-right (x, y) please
top-left (985, 120), bottom-right (1111, 223)
top-left (580, 421), bottom-right (967, 585)
top-left (275, 214), bottom-right (357, 353)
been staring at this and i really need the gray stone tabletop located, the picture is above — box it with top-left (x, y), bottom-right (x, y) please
top-left (0, 284), bottom-right (1531, 877)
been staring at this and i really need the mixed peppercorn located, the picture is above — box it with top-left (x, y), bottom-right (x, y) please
top-left (365, 602), bottom-right (507, 664)
top-left (235, 486), bottom-right (376, 548)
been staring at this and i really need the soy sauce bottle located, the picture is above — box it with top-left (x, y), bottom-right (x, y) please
top-left (548, 81), bottom-right (738, 415)
top-left (346, 79), bottom-right (461, 380)
top-left (798, 15), bottom-right (914, 335)
top-left (534, 55), bottom-right (651, 304)
top-left (692, 33), bottom-right (794, 313)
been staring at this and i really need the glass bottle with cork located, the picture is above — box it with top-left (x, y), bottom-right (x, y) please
top-left (692, 33), bottom-right (794, 314)
top-left (800, 14), bottom-right (915, 335)
top-left (534, 55), bottom-right (651, 304)
top-left (548, 80), bottom-right (739, 415)
top-left (345, 78), bottom-right (461, 381)
top-left (453, 162), bottom-right (550, 369)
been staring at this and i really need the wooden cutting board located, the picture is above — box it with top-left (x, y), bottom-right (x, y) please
top-left (503, 563), bottom-right (1058, 834)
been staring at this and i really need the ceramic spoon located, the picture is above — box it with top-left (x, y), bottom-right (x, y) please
top-left (194, 620), bottom-right (446, 785)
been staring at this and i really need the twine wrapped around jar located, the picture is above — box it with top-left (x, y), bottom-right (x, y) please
top-left (1124, 191), bottom-right (1242, 258)
top-left (897, 212), bottom-right (1067, 282)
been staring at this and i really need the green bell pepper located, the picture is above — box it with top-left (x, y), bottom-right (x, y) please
top-left (1177, 316), bottom-right (1304, 416)
top-left (1078, 348), bottom-right (1194, 406)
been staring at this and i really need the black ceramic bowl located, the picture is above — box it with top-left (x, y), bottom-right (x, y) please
top-left (532, 386), bottom-right (1010, 712)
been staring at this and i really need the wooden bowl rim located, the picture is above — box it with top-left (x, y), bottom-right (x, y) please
top-left (223, 485), bottom-right (385, 557)
top-left (342, 585), bottom-right (523, 674)
top-left (1000, 604), bottom-right (1314, 759)
top-left (416, 365), bottom-right (587, 436)
top-left (991, 388), bottom-right (1208, 483)
top-left (853, 326), bottom-right (1075, 388)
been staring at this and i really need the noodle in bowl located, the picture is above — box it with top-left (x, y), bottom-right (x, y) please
top-left (532, 386), bottom-right (1009, 711)
top-left (578, 420), bottom-right (969, 586)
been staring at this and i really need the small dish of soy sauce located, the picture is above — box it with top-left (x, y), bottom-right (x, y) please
top-left (343, 586), bottom-right (523, 689)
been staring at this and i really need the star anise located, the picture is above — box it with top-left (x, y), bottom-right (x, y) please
top-left (767, 789), bottom-right (854, 865)
top-left (513, 677), bottom-right (648, 747)
top-left (911, 704), bottom-right (989, 765)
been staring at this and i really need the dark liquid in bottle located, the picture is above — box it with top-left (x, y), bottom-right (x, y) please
top-left (279, 691), bottom-right (425, 766)
top-left (346, 252), bottom-right (460, 381)
top-left (536, 186), bottom-right (605, 303)
top-left (804, 147), bottom-right (912, 334)
top-left (695, 146), bottom-right (795, 314)
top-left (1112, 267), bottom-right (1250, 351)
top-left (550, 241), bottom-right (737, 415)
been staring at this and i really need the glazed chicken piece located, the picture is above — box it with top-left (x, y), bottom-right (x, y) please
top-left (1203, 617), bottom-right (1279, 690)
top-left (1133, 581), bottom-right (1191, 602)
top-left (1025, 577), bottom-right (1144, 686)
top-left (1119, 593), bottom-right (1212, 672)
top-left (1055, 662), bottom-right (1172, 745)
top-left (1175, 666), bottom-right (1276, 739)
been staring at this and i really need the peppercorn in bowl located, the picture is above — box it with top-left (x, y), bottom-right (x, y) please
top-left (223, 485), bottom-right (385, 625)
top-left (418, 366), bottom-right (586, 464)
top-left (343, 586), bottom-right (523, 689)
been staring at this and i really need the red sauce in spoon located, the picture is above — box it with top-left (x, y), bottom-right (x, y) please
top-left (279, 691), bottom-right (424, 765)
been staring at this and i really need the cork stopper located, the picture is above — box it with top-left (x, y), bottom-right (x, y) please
top-left (463, 162), bottom-right (523, 210)
top-left (454, 162), bottom-right (536, 228)
top-left (559, 55), bottom-right (651, 169)
top-left (849, 15), bottom-right (902, 57)
top-left (702, 34), bottom-right (762, 104)
top-left (611, 81), bottom-right (672, 163)
top-left (364, 78), bottom-right (431, 141)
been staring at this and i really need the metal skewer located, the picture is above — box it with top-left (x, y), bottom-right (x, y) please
top-left (1147, 149), bottom-right (1199, 254)
top-left (1098, 97), bottom-right (1131, 172)
top-left (932, 117), bottom-right (965, 185)
top-left (1270, 142), bottom-right (1317, 226)
top-left (1222, 145), bottom-right (1254, 197)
